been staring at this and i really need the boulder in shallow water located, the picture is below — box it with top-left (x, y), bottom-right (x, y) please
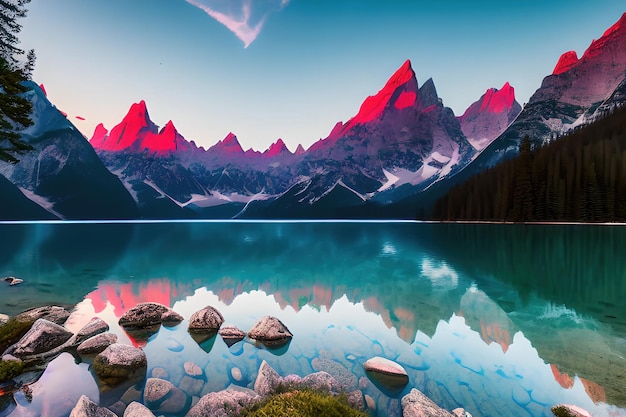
top-left (123, 401), bottom-right (155, 417)
top-left (143, 378), bottom-right (188, 415)
top-left (363, 356), bottom-right (409, 394)
top-left (11, 318), bottom-right (73, 357)
top-left (401, 388), bottom-right (454, 417)
top-left (218, 325), bottom-right (246, 347)
top-left (247, 316), bottom-right (292, 348)
top-left (188, 305), bottom-right (224, 334)
top-left (69, 394), bottom-right (116, 417)
top-left (77, 333), bottom-right (118, 355)
top-left (76, 317), bottom-right (109, 343)
top-left (118, 303), bottom-right (170, 329)
top-left (92, 344), bottom-right (147, 387)
top-left (160, 309), bottom-right (183, 327)
top-left (253, 360), bottom-right (282, 396)
top-left (15, 306), bottom-right (70, 325)
top-left (187, 388), bottom-right (260, 417)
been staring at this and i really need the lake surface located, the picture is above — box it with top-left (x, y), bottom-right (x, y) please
top-left (0, 222), bottom-right (625, 417)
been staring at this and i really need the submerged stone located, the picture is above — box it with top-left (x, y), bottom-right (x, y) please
top-left (363, 357), bottom-right (409, 395)
top-left (92, 344), bottom-right (147, 388)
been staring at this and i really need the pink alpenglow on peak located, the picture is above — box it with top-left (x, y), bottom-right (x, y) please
top-left (99, 100), bottom-right (154, 151)
top-left (89, 123), bottom-right (109, 148)
top-left (477, 82), bottom-right (516, 113)
top-left (212, 132), bottom-right (245, 154)
top-left (294, 144), bottom-right (306, 155)
top-left (553, 51), bottom-right (579, 75)
top-left (39, 83), bottom-right (47, 96)
top-left (264, 138), bottom-right (291, 158)
top-left (343, 59), bottom-right (417, 130)
top-left (140, 120), bottom-right (179, 153)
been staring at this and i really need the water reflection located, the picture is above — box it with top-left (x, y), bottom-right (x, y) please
top-left (0, 222), bottom-right (625, 416)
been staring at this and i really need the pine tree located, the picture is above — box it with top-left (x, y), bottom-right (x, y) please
top-left (0, 0), bottom-right (34, 163)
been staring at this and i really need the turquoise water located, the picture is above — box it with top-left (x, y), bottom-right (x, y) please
top-left (0, 222), bottom-right (625, 416)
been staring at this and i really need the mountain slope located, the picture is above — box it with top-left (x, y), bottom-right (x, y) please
top-left (0, 82), bottom-right (139, 220)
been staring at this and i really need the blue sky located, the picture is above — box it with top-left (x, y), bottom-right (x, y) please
top-left (20, 1), bottom-right (625, 152)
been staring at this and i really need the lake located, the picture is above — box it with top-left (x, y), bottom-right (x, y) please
top-left (0, 221), bottom-right (625, 417)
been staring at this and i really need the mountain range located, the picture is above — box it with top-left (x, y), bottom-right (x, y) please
top-left (1, 12), bottom-right (625, 220)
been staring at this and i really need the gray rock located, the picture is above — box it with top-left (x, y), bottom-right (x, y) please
top-left (363, 356), bottom-right (409, 392)
top-left (218, 325), bottom-right (246, 347)
top-left (161, 310), bottom-right (184, 327)
top-left (247, 316), bottom-right (292, 348)
top-left (92, 344), bottom-right (147, 387)
top-left (15, 306), bottom-right (70, 325)
top-left (301, 371), bottom-right (342, 396)
top-left (150, 367), bottom-right (168, 379)
top-left (1, 354), bottom-right (21, 363)
top-left (118, 303), bottom-right (170, 329)
top-left (180, 375), bottom-right (204, 397)
top-left (452, 408), bottom-right (473, 417)
top-left (69, 395), bottom-right (117, 417)
top-left (401, 388), bottom-right (454, 417)
top-left (184, 361), bottom-right (203, 377)
top-left (77, 333), bottom-right (118, 355)
top-left (253, 360), bottom-right (282, 396)
top-left (188, 305), bottom-right (224, 335)
top-left (186, 388), bottom-right (260, 417)
top-left (143, 378), bottom-right (188, 415)
top-left (77, 317), bottom-right (109, 343)
top-left (124, 401), bottom-right (155, 417)
top-left (11, 318), bottom-right (73, 357)
top-left (346, 389), bottom-right (366, 412)
top-left (0, 313), bottom-right (9, 325)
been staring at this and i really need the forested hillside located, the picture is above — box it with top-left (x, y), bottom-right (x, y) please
top-left (432, 105), bottom-right (626, 222)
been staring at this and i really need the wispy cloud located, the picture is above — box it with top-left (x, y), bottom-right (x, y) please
top-left (185, 0), bottom-right (289, 48)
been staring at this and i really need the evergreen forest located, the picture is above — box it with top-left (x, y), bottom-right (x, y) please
top-left (432, 105), bottom-right (626, 222)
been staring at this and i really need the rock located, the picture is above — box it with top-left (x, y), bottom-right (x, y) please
top-left (92, 344), bottom-right (147, 387)
top-left (551, 404), bottom-right (593, 417)
top-left (143, 378), bottom-right (187, 415)
top-left (247, 316), bottom-right (292, 348)
top-left (186, 388), bottom-right (260, 417)
top-left (77, 333), bottom-right (118, 355)
top-left (365, 394), bottom-right (376, 411)
top-left (363, 356), bottom-right (409, 393)
top-left (253, 360), bottom-right (282, 396)
top-left (107, 401), bottom-right (126, 416)
top-left (230, 367), bottom-right (242, 382)
top-left (150, 367), bottom-right (168, 379)
top-left (15, 306), bottom-right (70, 325)
top-left (69, 394), bottom-right (117, 417)
top-left (452, 408), bottom-right (473, 417)
top-left (0, 313), bottom-right (9, 325)
top-left (160, 310), bottom-right (183, 327)
top-left (301, 371), bottom-right (342, 396)
top-left (180, 375), bottom-right (204, 397)
top-left (118, 303), bottom-right (170, 329)
top-left (76, 318), bottom-right (109, 343)
top-left (1, 354), bottom-right (21, 363)
top-left (184, 361), bottom-right (203, 377)
top-left (188, 305), bottom-right (224, 335)
top-left (11, 318), bottom-right (73, 357)
top-left (218, 325), bottom-right (246, 347)
top-left (401, 388), bottom-right (454, 417)
top-left (346, 389), bottom-right (366, 412)
top-left (2, 276), bottom-right (23, 286)
top-left (124, 401), bottom-right (155, 417)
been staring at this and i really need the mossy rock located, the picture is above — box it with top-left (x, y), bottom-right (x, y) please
top-left (551, 406), bottom-right (576, 417)
top-left (238, 388), bottom-right (368, 417)
top-left (0, 317), bottom-right (35, 354)
top-left (0, 360), bottom-right (25, 383)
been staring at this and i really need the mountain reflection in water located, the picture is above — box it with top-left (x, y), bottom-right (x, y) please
top-left (0, 222), bottom-right (624, 417)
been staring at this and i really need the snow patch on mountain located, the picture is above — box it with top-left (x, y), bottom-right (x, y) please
top-left (18, 187), bottom-right (64, 219)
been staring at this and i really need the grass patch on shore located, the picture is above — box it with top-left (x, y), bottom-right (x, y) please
top-left (238, 386), bottom-right (368, 417)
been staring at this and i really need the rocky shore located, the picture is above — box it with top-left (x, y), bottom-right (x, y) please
top-left (0, 302), bottom-right (593, 416)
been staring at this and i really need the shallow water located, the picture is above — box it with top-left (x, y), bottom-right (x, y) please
top-left (0, 222), bottom-right (625, 416)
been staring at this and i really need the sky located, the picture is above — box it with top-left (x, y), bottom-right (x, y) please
top-left (19, 1), bottom-right (626, 152)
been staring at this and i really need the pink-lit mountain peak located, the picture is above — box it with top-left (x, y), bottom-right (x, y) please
top-left (264, 138), bottom-right (291, 157)
top-left (477, 82), bottom-right (516, 113)
top-left (214, 132), bottom-right (245, 154)
top-left (344, 59), bottom-right (418, 129)
top-left (553, 51), bottom-right (579, 75)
